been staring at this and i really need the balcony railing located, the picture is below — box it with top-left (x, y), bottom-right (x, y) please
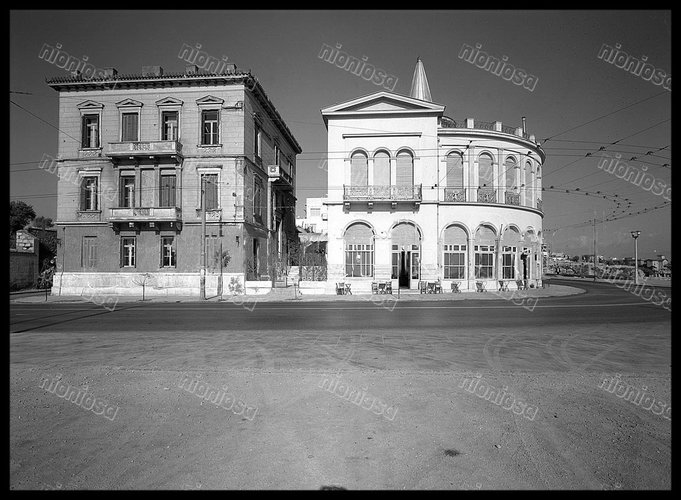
top-left (109, 206), bottom-right (182, 221)
top-left (440, 117), bottom-right (532, 140)
top-left (343, 184), bottom-right (422, 201)
top-left (505, 191), bottom-right (520, 206)
top-left (444, 188), bottom-right (466, 202)
top-left (477, 188), bottom-right (497, 203)
top-left (107, 140), bottom-right (183, 158)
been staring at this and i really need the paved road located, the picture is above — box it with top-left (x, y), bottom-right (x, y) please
top-left (10, 279), bottom-right (671, 490)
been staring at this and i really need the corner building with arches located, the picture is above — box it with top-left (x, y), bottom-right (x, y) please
top-left (321, 59), bottom-right (545, 292)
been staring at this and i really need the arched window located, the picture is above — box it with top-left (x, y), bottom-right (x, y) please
top-left (350, 151), bottom-right (368, 186)
top-left (373, 151), bottom-right (390, 186)
top-left (396, 151), bottom-right (413, 187)
top-left (345, 222), bottom-right (374, 277)
top-left (504, 156), bottom-right (517, 191)
top-left (443, 225), bottom-right (467, 280)
top-left (446, 152), bottom-right (464, 188)
top-left (478, 153), bottom-right (493, 188)
top-left (474, 225), bottom-right (496, 279)
top-left (525, 161), bottom-right (534, 206)
top-left (501, 227), bottom-right (521, 279)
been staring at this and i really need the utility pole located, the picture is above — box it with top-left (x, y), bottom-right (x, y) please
top-left (200, 177), bottom-right (206, 300)
top-left (592, 213), bottom-right (597, 281)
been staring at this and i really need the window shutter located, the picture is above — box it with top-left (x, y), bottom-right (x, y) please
top-left (350, 153), bottom-right (368, 186)
top-left (396, 153), bottom-right (413, 187)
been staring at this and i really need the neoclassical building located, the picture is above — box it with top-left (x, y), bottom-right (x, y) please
top-left (322, 59), bottom-right (545, 292)
top-left (47, 64), bottom-right (301, 296)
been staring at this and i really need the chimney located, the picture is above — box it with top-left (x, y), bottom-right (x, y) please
top-left (142, 65), bottom-right (163, 77)
top-left (185, 64), bottom-right (199, 74)
top-left (225, 63), bottom-right (236, 74)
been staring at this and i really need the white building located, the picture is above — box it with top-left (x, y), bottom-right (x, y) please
top-left (296, 196), bottom-right (328, 234)
top-left (321, 58), bottom-right (545, 292)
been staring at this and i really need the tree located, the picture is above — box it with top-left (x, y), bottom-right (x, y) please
top-left (33, 216), bottom-right (54, 229)
top-left (10, 201), bottom-right (36, 233)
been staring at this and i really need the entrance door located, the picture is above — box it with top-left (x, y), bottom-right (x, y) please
top-left (396, 245), bottom-right (420, 288)
top-left (399, 250), bottom-right (410, 288)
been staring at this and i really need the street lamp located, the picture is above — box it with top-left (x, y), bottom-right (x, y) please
top-left (631, 230), bottom-right (641, 285)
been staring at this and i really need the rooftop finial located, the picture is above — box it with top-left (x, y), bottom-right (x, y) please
top-left (410, 58), bottom-right (432, 102)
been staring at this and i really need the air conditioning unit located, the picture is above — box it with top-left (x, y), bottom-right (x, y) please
top-left (321, 213), bottom-right (328, 220)
top-left (267, 165), bottom-right (280, 178)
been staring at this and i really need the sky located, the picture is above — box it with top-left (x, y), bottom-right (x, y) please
top-left (9, 9), bottom-right (672, 260)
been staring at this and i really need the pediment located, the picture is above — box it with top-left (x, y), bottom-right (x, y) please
top-left (155, 97), bottom-right (184, 106)
top-left (196, 95), bottom-right (225, 105)
top-left (322, 92), bottom-right (445, 116)
top-left (116, 98), bottom-right (144, 108)
top-left (77, 100), bottom-right (104, 110)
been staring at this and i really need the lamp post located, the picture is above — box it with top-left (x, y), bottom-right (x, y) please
top-left (631, 230), bottom-right (641, 285)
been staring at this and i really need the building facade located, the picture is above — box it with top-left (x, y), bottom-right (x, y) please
top-left (48, 65), bottom-right (301, 296)
top-left (296, 196), bottom-right (329, 234)
top-left (322, 59), bottom-right (545, 292)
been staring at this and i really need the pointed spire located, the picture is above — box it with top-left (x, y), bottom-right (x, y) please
top-left (410, 57), bottom-right (432, 102)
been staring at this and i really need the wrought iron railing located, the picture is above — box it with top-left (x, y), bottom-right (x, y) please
top-left (444, 188), bottom-right (466, 202)
top-left (343, 184), bottom-right (422, 201)
top-left (477, 187), bottom-right (496, 203)
top-left (505, 191), bottom-right (520, 206)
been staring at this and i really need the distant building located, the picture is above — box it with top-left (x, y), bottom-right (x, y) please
top-left (47, 64), bottom-right (301, 295)
top-left (296, 196), bottom-right (328, 234)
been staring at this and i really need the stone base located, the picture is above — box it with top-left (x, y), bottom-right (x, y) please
top-left (51, 272), bottom-right (247, 297)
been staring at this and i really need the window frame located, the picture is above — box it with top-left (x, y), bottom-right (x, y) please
top-left (120, 236), bottom-right (136, 268)
top-left (201, 109), bottom-right (220, 146)
top-left (474, 244), bottom-right (495, 279)
top-left (81, 236), bottom-right (98, 269)
top-left (444, 243), bottom-right (467, 280)
top-left (160, 236), bottom-right (177, 268)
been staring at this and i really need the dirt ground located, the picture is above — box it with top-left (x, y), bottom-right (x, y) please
top-left (10, 325), bottom-right (671, 490)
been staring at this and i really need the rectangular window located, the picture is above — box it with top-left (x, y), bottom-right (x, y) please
top-left (391, 245), bottom-right (399, 279)
top-left (161, 236), bottom-right (176, 268)
top-left (253, 177), bottom-right (263, 220)
top-left (310, 207), bottom-right (321, 218)
top-left (121, 237), bottom-right (136, 267)
top-left (201, 110), bottom-right (219, 145)
top-left (201, 173), bottom-right (218, 210)
top-left (161, 111), bottom-right (178, 141)
top-left (159, 173), bottom-right (176, 207)
top-left (81, 114), bottom-right (99, 148)
top-left (274, 144), bottom-right (280, 165)
top-left (80, 176), bottom-right (98, 211)
top-left (474, 245), bottom-right (495, 279)
top-left (502, 246), bottom-right (516, 279)
top-left (345, 243), bottom-right (374, 277)
top-left (254, 124), bottom-right (261, 158)
top-left (444, 244), bottom-right (467, 279)
top-left (121, 112), bottom-right (139, 142)
top-left (120, 176), bottom-right (135, 208)
top-left (81, 236), bottom-right (97, 269)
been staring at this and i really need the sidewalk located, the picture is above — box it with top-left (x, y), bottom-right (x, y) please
top-left (10, 284), bottom-right (585, 304)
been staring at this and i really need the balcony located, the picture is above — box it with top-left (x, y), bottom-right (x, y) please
top-left (344, 184), bottom-right (422, 209)
top-left (267, 164), bottom-right (293, 188)
top-left (109, 206), bottom-right (182, 221)
top-left (505, 191), bottom-right (520, 206)
top-left (444, 188), bottom-right (466, 202)
top-left (107, 141), bottom-right (183, 162)
top-left (477, 188), bottom-right (497, 204)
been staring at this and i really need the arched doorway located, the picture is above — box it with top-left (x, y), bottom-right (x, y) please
top-left (391, 222), bottom-right (421, 288)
